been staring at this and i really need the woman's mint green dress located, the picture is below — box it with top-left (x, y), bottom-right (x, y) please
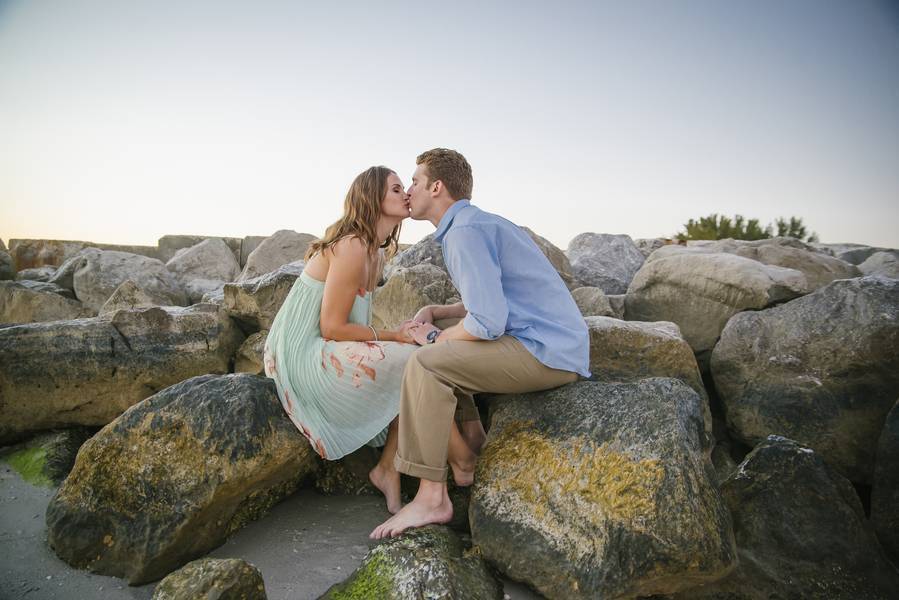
top-left (263, 271), bottom-right (418, 460)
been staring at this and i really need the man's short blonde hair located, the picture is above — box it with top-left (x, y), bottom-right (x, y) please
top-left (416, 148), bottom-right (473, 201)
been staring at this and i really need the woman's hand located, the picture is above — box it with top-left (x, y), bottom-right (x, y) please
top-left (395, 320), bottom-right (420, 344)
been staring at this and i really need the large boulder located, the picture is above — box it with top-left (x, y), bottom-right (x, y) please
top-left (15, 265), bottom-right (57, 281)
top-left (382, 234), bottom-right (446, 281)
top-left (321, 525), bottom-right (501, 600)
top-left (673, 436), bottom-right (899, 599)
top-left (234, 330), bottom-right (267, 375)
top-left (166, 238), bottom-right (242, 303)
top-left (0, 304), bottom-right (244, 444)
top-left (237, 230), bottom-right (315, 282)
top-left (571, 286), bottom-right (615, 317)
top-left (567, 233), bottom-right (646, 294)
top-left (625, 252), bottom-right (808, 368)
top-left (814, 242), bottom-right (889, 265)
top-left (585, 316), bottom-right (711, 446)
top-left (711, 276), bottom-right (899, 483)
top-left (152, 558), bottom-right (267, 600)
top-left (99, 279), bottom-right (170, 315)
top-left (471, 379), bottom-right (736, 599)
top-left (0, 249), bottom-right (14, 280)
top-left (156, 234), bottom-right (241, 264)
top-left (9, 239), bottom-right (159, 269)
top-left (0, 280), bottom-right (94, 324)
top-left (860, 250), bottom-right (899, 279)
top-left (522, 227), bottom-right (578, 290)
top-left (873, 399), bottom-right (899, 565)
top-left (371, 264), bottom-right (459, 330)
top-left (239, 236), bottom-right (268, 268)
top-left (646, 237), bottom-right (860, 291)
top-left (46, 374), bottom-right (318, 585)
top-left (50, 248), bottom-right (187, 312)
top-left (222, 262), bottom-right (304, 331)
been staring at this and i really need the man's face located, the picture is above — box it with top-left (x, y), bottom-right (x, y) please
top-left (406, 164), bottom-right (434, 220)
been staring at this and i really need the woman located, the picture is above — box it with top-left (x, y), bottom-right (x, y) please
top-left (263, 166), bottom-right (418, 514)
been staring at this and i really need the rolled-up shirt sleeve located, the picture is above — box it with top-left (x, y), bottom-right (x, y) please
top-left (444, 226), bottom-right (509, 340)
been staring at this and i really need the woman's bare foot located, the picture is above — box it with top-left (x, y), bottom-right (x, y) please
top-left (370, 479), bottom-right (453, 539)
top-left (369, 464), bottom-right (403, 514)
top-left (460, 419), bottom-right (487, 454)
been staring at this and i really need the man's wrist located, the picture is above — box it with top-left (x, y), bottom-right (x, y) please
top-left (426, 329), bottom-right (440, 344)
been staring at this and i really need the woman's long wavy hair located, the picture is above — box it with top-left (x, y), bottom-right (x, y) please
top-left (305, 166), bottom-right (402, 261)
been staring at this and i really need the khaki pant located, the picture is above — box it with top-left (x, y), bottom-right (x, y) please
top-left (394, 334), bottom-right (578, 481)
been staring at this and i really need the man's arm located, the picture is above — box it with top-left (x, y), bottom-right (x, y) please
top-left (413, 301), bottom-right (467, 324)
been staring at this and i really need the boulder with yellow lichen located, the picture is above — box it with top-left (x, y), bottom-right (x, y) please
top-left (45, 373), bottom-right (319, 585)
top-left (470, 378), bottom-right (736, 599)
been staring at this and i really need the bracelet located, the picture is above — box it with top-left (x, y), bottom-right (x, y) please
top-left (369, 325), bottom-right (379, 342)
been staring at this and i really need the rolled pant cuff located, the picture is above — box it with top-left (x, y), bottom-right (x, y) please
top-left (394, 454), bottom-right (448, 482)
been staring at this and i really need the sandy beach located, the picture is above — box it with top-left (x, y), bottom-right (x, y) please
top-left (0, 462), bottom-right (537, 600)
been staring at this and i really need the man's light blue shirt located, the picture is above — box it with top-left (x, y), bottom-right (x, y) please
top-left (433, 200), bottom-right (591, 378)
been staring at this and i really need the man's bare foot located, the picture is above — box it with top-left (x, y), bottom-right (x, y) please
top-left (461, 419), bottom-right (487, 454)
top-left (369, 464), bottom-right (402, 514)
top-left (369, 480), bottom-right (453, 539)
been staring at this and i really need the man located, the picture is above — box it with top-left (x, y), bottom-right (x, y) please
top-left (370, 148), bottom-right (590, 539)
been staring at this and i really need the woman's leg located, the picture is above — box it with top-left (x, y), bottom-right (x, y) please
top-left (369, 417), bottom-right (403, 514)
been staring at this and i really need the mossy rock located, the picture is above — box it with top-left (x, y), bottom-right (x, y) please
top-left (152, 557), bottom-right (266, 599)
top-left (320, 525), bottom-right (501, 600)
top-left (46, 373), bottom-right (319, 585)
top-left (1, 427), bottom-right (95, 486)
top-left (471, 379), bottom-right (736, 599)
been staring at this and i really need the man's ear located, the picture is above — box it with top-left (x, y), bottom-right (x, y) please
top-left (430, 180), bottom-right (442, 197)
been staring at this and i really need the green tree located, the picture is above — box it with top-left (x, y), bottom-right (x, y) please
top-left (775, 216), bottom-right (819, 243)
top-left (676, 214), bottom-right (771, 241)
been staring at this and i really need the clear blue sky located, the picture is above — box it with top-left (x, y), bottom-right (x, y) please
top-left (1, 0), bottom-right (897, 249)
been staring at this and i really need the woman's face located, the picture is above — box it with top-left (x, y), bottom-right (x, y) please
top-left (381, 172), bottom-right (410, 220)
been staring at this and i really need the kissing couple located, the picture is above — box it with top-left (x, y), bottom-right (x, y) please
top-left (262, 148), bottom-right (590, 539)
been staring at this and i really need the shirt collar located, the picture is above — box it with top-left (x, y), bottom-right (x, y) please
top-left (432, 199), bottom-right (470, 242)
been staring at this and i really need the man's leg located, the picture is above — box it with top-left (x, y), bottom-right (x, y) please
top-left (371, 336), bottom-right (576, 539)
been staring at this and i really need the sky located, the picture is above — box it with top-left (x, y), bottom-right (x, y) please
top-left (1, 0), bottom-right (898, 251)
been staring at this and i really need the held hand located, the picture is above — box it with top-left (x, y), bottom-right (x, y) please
top-left (396, 320), bottom-right (419, 344)
top-left (412, 305), bottom-right (436, 324)
top-left (409, 322), bottom-right (440, 346)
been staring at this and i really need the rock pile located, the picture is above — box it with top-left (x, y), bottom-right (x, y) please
top-left (1, 230), bottom-right (896, 598)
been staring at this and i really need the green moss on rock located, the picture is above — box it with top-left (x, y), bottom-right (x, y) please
top-left (5, 446), bottom-right (53, 487)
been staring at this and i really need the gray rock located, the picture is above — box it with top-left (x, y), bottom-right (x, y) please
top-left (585, 316), bottom-right (711, 447)
top-left (9, 239), bottom-right (159, 270)
top-left (634, 237), bottom-right (671, 258)
top-left (152, 557), bottom-right (267, 599)
top-left (471, 379), bottom-right (736, 599)
top-left (99, 280), bottom-right (170, 316)
top-left (625, 252), bottom-right (808, 369)
top-left (571, 286), bottom-right (615, 317)
top-left (873, 399), bottom-right (899, 565)
top-left (522, 227), bottom-right (578, 290)
top-left (321, 525), bottom-right (501, 600)
top-left (0, 249), bottom-right (14, 280)
top-left (567, 233), bottom-right (646, 294)
top-left (50, 248), bottom-right (187, 312)
top-left (46, 374), bottom-right (317, 585)
top-left (201, 287), bottom-right (225, 305)
top-left (237, 230), bottom-right (315, 282)
top-left (0, 304), bottom-right (245, 444)
top-left (860, 250), bottom-right (899, 279)
top-left (383, 234), bottom-right (446, 281)
top-left (166, 239), bottom-right (241, 303)
top-left (0, 280), bottom-right (93, 324)
top-left (606, 293), bottom-right (626, 319)
top-left (235, 330), bottom-right (267, 375)
top-left (711, 276), bottom-right (899, 483)
top-left (646, 237), bottom-right (860, 291)
top-left (15, 279), bottom-right (75, 298)
top-left (371, 264), bottom-right (459, 330)
top-left (222, 262), bottom-right (304, 331)
top-left (156, 235), bottom-right (241, 264)
top-left (15, 265), bottom-right (57, 282)
top-left (672, 436), bottom-right (899, 599)
top-left (240, 236), bottom-right (268, 268)
top-left (814, 242), bottom-right (890, 265)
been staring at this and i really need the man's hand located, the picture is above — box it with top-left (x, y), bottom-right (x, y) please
top-left (407, 321), bottom-right (441, 346)
top-left (412, 305), bottom-right (437, 324)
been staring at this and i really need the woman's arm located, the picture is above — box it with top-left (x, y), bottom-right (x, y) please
top-left (319, 238), bottom-right (410, 343)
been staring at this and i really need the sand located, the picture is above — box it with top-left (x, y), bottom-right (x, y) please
top-left (0, 463), bottom-right (538, 599)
